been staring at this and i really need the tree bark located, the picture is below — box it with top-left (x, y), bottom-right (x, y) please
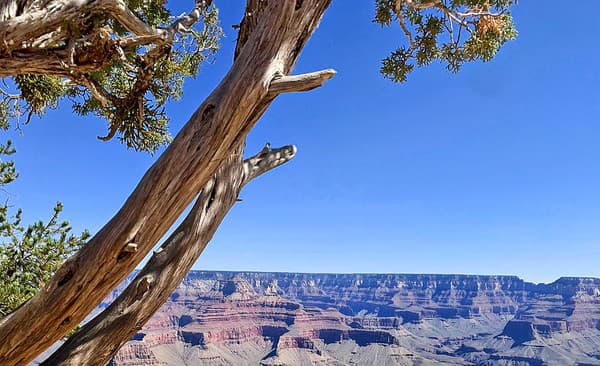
top-left (0, 1), bottom-right (332, 365)
top-left (40, 0), bottom-right (333, 362)
top-left (41, 143), bottom-right (297, 366)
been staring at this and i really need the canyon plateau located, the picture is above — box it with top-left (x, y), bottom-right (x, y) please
top-left (96, 271), bottom-right (600, 365)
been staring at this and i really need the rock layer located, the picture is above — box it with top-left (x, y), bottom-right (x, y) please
top-left (105, 272), bottom-right (600, 366)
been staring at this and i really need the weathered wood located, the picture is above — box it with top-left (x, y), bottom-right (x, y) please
top-left (269, 69), bottom-right (337, 96)
top-left (0, 0), bottom-right (155, 51)
top-left (0, 0), bottom-right (200, 82)
top-left (41, 144), bottom-right (296, 366)
top-left (0, 1), bottom-right (332, 365)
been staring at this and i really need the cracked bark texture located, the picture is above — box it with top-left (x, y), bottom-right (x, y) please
top-left (0, 0), bottom-right (332, 365)
top-left (41, 144), bottom-right (297, 366)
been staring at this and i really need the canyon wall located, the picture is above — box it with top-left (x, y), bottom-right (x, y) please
top-left (106, 272), bottom-right (600, 366)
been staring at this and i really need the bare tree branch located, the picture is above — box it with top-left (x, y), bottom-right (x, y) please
top-left (268, 69), bottom-right (336, 96)
top-left (0, 0), bottom-right (205, 95)
top-left (40, 144), bottom-right (295, 366)
top-left (0, 1), bottom-right (333, 365)
top-left (0, 0), bottom-right (155, 53)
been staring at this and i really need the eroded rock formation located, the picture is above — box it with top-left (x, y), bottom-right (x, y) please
top-left (100, 272), bottom-right (600, 366)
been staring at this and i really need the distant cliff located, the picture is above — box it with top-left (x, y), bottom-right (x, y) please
top-left (107, 272), bottom-right (600, 366)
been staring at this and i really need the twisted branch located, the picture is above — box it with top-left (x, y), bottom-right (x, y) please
top-left (41, 144), bottom-right (296, 366)
top-left (0, 0), bottom-right (212, 143)
top-left (0, 1), bottom-right (333, 364)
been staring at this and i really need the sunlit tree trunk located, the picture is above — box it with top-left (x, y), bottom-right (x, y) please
top-left (41, 143), bottom-right (296, 366)
top-left (0, 1), bottom-right (333, 365)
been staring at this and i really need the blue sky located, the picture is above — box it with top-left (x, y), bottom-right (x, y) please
top-left (5, 1), bottom-right (600, 284)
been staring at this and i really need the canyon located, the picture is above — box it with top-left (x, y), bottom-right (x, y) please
top-left (102, 271), bottom-right (600, 365)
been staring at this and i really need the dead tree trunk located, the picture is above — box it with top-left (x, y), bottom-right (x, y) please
top-left (40, 3), bottom-right (333, 361)
top-left (0, 1), bottom-right (333, 365)
top-left (41, 144), bottom-right (296, 366)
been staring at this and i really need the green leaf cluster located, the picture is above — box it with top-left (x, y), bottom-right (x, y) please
top-left (0, 142), bottom-right (89, 317)
top-left (375, 0), bottom-right (517, 82)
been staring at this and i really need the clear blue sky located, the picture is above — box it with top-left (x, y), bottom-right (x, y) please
top-left (5, 1), bottom-right (600, 284)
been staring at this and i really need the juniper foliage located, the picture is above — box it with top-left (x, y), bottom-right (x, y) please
top-left (0, 141), bottom-right (90, 317)
top-left (375, 0), bottom-right (517, 82)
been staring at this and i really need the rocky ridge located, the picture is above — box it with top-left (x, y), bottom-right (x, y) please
top-left (106, 272), bottom-right (600, 366)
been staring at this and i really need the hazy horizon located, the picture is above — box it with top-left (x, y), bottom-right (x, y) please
top-left (146, 268), bottom-right (599, 286)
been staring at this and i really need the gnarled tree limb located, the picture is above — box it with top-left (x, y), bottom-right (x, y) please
top-left (0, 0), bottom-right (212, 144)
top-left (0, 0), bottom-right (158, 53)
top-left (41, 144), bottom-right (296, 366)
top-left (0, 1), bottom-right (332, 365)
